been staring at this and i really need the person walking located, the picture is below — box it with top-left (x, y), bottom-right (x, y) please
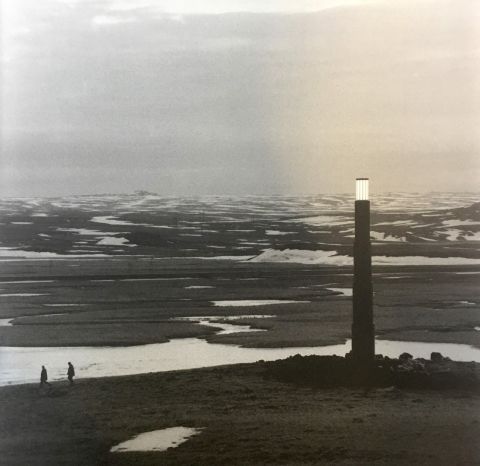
top-left (67, 362), bottom-right (75, 385)
top-left (40, 365), bottom-right (50, 387)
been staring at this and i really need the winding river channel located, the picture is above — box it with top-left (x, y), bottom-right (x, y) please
top-left (1, 316), bottom-right (480, 386)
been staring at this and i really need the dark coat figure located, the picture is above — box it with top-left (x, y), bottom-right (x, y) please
top-left (40, 365), bottom-right (50, 387)
top-left (67, 362), bottom-right (75, 385)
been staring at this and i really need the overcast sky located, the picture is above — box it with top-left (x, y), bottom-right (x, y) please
top-left (1, 0), bottom-right (479, 196)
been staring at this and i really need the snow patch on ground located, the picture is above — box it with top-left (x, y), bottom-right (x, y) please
top-left (370, 231), bottom-right (406, 242)
top-left (463, 231), bottom-right (480, 241)
top-left (91, 216), bottom-right (172, 229)
top-left (0, 248), bottom-right (109, 260)
top-left (248, 249), bottom-right (480, 266)
top-left (43, 304), bottom-right (88, 307)
top-left (177, 314), bottom-right (275, 321)
top-left (212, 300), bottom-right (309, 307)
top-left (96, 237), bottom-right (134, 247)
top-left (191, 255), bottom-right (256, 261)
top-left (57, 228), bottom-right (122, 236)
top-left (265, 230), bottom-right (295, 236)
top-left (0, 280), bottom-right (54, 284)
top-left (374, 256), bottom-right (480, 266)
top-left (414, 236), bottom-right (436, 242)
top-left (326, 288), bottom-right (353, 297)
top-left (438, 229), bottom-right (480, 241)
top-left (373, 220), bottom-right (417, 226)
top-left (185, 285), bottom-right (215, 289)
top-left (382, 276), bottom-right (411, 280)
top-left (249, 249), bottom-right (352, 266)
top-left (442, 219), bottom-right (480, 227)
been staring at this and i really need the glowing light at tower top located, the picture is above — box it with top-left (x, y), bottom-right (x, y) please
top-left (356, 178), bottom-right (369, 201)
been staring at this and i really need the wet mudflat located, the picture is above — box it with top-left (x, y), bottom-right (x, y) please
top-left (0, 258), bottom-right (478, 350)
top-left (0, 363), bottom-right (479, 465)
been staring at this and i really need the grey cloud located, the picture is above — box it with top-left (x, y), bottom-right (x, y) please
top-left (1, 0), bottom-right (479, 196)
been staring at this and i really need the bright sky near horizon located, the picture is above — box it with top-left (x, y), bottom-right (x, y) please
top-left (1, 0), bottom-right (479, 196)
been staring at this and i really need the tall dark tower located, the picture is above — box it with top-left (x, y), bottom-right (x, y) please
top-left (352, 178), bottom-right (375, 369)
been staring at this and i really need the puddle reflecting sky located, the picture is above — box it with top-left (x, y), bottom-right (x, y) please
top-left (111, 427), bottom-right (203, 453)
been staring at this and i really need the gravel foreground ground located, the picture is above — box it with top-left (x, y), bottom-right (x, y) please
top-left (1, 362), bottom-right (479, 466)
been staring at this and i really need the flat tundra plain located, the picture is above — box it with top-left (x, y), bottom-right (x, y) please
top-left (0, 193), bottom-right (479, 465)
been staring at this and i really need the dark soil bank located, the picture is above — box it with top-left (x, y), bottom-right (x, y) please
top-left (264, 354), bottom-right (480, 389)
top-left (1, 361), bottom-right (479, 466)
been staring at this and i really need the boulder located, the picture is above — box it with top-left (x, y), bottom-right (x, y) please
top-left (430, 352), bottom-right (444, 363)
top-left (399, 352), bottom-right (413, 361)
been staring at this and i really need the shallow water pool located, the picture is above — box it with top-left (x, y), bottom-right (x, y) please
top-left (110, 426), bottom-right (203, 453)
